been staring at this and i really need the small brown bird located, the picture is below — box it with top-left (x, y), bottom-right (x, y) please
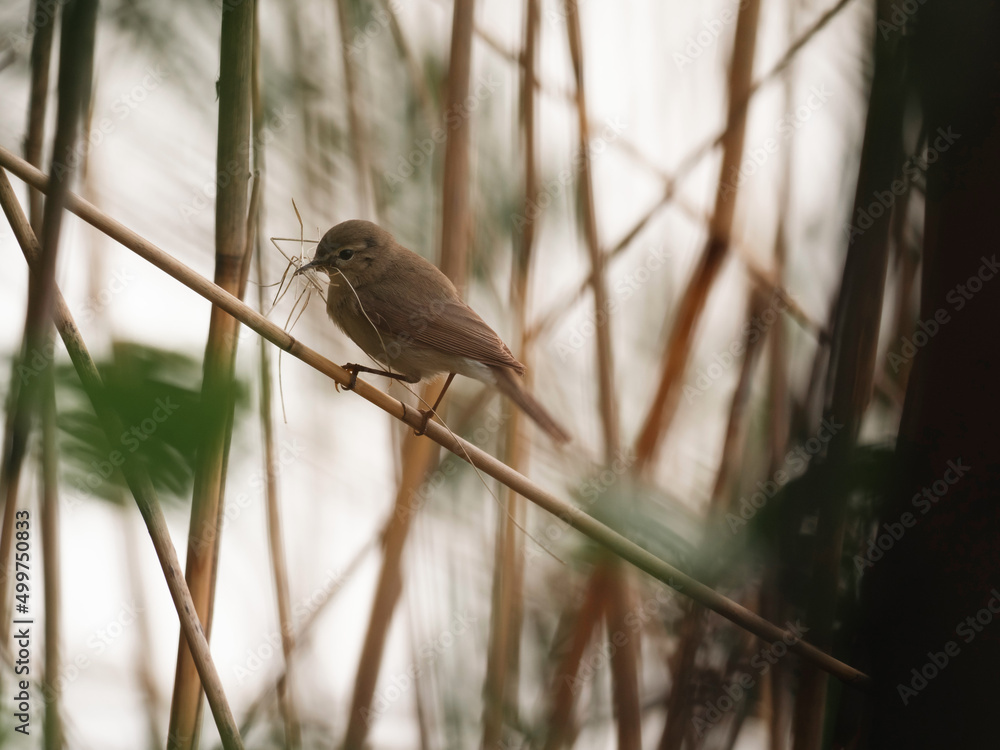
top-left (295, 220), bottom-right (570, 443)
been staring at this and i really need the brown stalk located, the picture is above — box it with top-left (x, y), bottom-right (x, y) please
top-left (238, 535), bottom-right (377, 737)
top-left (0, 147), bottom-right (872, 688)
top-left (24, 0), bottom-right (56, 232)
top-left (122, 509), bottom-right (165, 746)
top-left (40, 367), bottom-right (62, 750)
top-left (335, 0), bottom-right (379, 221)
top-left (634, 0), bottom-right (762, 475)
top-left (541, 565), bottom-right (608, 750)
top-left (482, 2), bottom-right (538, 744)
top-left (167, 0), bottom-right (254, 746)
top-left (0, 168), bottom-right (245, 750)
top-left (0, 0), bottom-right (97, 649)
top-left (342, 425), bottom-right (441, 750)
top-left (658, 290), bottom-right (769, 749)
top-left (250, 4), bottom-right (301, 746)
top-left (438, 0), bottom-right (475, 286)
top-left (376, 0), bottom-right (438, 133)
top-left (546, 5), bottom-right (642, 747)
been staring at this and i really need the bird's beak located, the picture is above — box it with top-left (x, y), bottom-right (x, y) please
top-left (294, 258), bottom-right (323, 276)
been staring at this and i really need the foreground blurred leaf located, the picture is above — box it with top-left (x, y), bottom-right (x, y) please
top-left (51, 341), bottom-right (248, 507)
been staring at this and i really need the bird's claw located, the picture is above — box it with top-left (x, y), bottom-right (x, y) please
top-left (413, 409), bottom-right (433, 437)
top-left (339, 363), bottom-right (361, 392)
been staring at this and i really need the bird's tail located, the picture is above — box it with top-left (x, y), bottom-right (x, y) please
top-left (491, 366), bottom-right (571, 444)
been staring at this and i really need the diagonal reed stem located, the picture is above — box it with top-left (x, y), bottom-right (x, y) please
top-left (0, 146), bottom-right (871, 690)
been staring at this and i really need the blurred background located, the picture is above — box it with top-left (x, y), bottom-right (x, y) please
top-left (1, 0), bottom-right (996, 748)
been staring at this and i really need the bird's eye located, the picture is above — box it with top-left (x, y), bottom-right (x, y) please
top-left (338, 249), bottom-right (354, 261)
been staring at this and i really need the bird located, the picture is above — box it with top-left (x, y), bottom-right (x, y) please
top-left (294, 220), bottom-right (570, 443)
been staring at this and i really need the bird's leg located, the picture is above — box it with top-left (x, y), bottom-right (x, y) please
top-left (415, 372), bottom-right (456, 436)
top-left (340, 363), bottom-right (412, 391)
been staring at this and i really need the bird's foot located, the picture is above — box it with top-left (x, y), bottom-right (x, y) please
top-left (339, 363), bottom-right (362, 392)
top-left (413, 408), bottom-right (435, 437)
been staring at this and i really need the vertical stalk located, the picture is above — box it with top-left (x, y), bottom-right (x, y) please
top-left (438, 0), bottom-right (475, 287)
top-left (250, 3), bottom-right (301, 746)
top-left (482, 1), bottom-right (538, 744)
top-left (335, 0), bottom-right (378, 221)
top-left (0, 0), bottom-right (97, 650)
top-left (634, 0), bottom-right (762, 474)
top-left (24, 0), bottom-right (56, 232)
top-left (168, 0), bottom-right (254, 747)
top-left (41, 366), bottom-right (61, 750)
top-left (791, 16), bottom-right (906, 748)
top-left (565, 2), bottom-right (638, 746)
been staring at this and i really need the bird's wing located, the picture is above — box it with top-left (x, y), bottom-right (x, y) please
top-left (356, 286), bottom-right (525, 373)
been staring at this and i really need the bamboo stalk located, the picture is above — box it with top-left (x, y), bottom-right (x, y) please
top-left (564, 0), bottom-right (641, 743)
top-left (0, 0), bottom-right (98, 650)
top-left (542, 567), bottom-right (607, 750)
top-left (343, 428), bottom-right (440, 749)
top-left (335, 0), bottom-right (378, 221)
top-left (167, 0), bottom-right (254, 745)
top-left (482, 2), bottom-right (538, 743)
top-left (24, 0), bottom-right (56, 232)
top-left (0, 167), bottom-right (245, 750)
top-left (438, 0), bottom-right (475, 286)
top-left (247, 5), bottom-right (300, 745)
top-left (40, 366), bottom-right (62, 750)
top-left (0, 148), bottom-right (872, 689)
